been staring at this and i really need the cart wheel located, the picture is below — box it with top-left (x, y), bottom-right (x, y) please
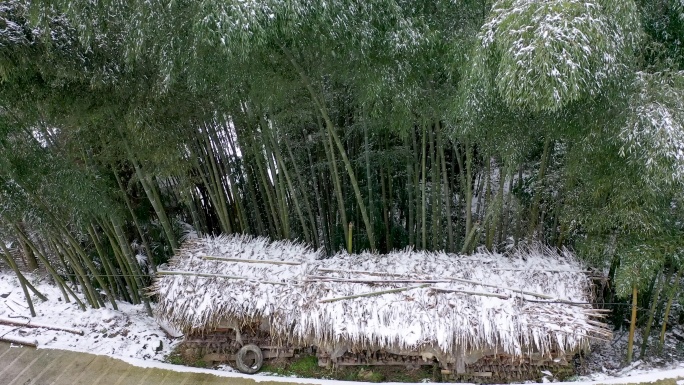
top-left (235, 344), bottom-right (264, 374)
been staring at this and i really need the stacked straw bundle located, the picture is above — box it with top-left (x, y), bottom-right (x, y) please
top-left (152, 235), bottom-right (610, 362)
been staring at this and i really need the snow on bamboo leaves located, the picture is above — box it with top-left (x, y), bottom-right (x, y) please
top-left (619, 71), bottom-right (684, 186)
top-left (474, 0), bottom-right (641, 112)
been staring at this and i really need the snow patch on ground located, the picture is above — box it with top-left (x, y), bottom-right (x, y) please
top-left (0, 271), bottom-right (181, 362)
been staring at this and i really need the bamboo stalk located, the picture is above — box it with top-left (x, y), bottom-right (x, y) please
top-left (0, 243), bottom-right (36, 317)
top-left (247, 128), bottom-right (282, 238)
top-left (111, 218), bottom-right (152, 315)
top-left (100, 220), bottom-right (138, 304)
top-left (347, 222), bottom-right (353, 254)
top-left (307, 276), bottom-right (451, 284)
top-left (429, 121), bottom-right (440, 250)
top-left (156, 270), bottom-right (287, 285)
top-left (267, 138), bottom-right (291, 238)
top-left (317, 268), bottom-right (404, 277)
top-left (448, 276), bottom-right (555, 300)
top-left (660, 268), bottom-right (682, 349)
top-left (322, 122), bottom-right (349, 244)
top-left (307, 275), bottom-right (558, 301)
top-left (528, 138), bottom-right (552, 239)
top-left (380, 167), bottom-right (391, 251)
top-left (131, 157), bottom-right (178, 251)
top-left (314, 270), bottom-right (566, 300)
top-left (436, 122), bottom-right (453, 252)
top-left (305, 131), bottom-right (330, 252)
top-left (201, 256), bottom-right (302, 265)
top-left (431, 288), bottom-right (510, 299)
top-left (484, 155), bottom-right (493, 250)
top-left (114, 171), bottom-right (157, 273)
top-left (87, 224), bottom-right (121, 308)
top-left (319, 284), bottom-right (430, 303)
top-left (10, 223), bottom-right (81, 309)
top-left (627, 284), bottom-right (637, 363)
top-left (280, 45), bottom-right (376, 250)
top-left (266, 126), bottom-right (311, 242)
top-left (421, 123), bottom-right (427, 250)
top-left (641, 270), bottom-right (666, 359)
top-left (51, 235), bottom-right (101, 308)
top-left (491, 268), bottom-right (590, 273)
top-left (284, 134), bottom-right (319, 247)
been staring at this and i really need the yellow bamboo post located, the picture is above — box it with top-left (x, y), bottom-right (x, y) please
top-left (627, 284), bottom-right (638, 363)
top-left (347, 222), bottom-right (353, 254)
top-left (659, 269), bottom-right (682, 351)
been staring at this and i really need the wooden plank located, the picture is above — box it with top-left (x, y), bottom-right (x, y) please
top-left (0, 336), bottom-right (37, 347)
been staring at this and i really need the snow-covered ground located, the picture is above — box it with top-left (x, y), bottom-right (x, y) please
top-left (0, 271), bottom-right (181, 362)
top-left (2, 270), bottom-right (684, 385)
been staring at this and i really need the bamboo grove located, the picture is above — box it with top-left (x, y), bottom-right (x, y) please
top-left (1, 0), bottom-right (684, 359)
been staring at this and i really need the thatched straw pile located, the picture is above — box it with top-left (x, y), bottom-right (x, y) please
top-left (152, 235), bottom-right (610, 362)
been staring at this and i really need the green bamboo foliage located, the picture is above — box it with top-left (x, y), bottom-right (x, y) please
top-left (0, 7), bottom-right (681, 366)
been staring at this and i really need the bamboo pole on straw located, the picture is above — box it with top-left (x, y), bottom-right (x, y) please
top-left (156, 270), bottom-right (287, 285)
top-left (431, 288), bottom-right (510, 299)
top-left (317, 268), bottom-right (404, 277)
top-left (320, 284), bottom-right (430, 303)
top-left (201, 256), bottom-right (302, 265)
top-left (307, 276), bottom-right (451, 284)
top-left (448, 277), bottom-right (555, 300)
top-left (308, 275), bottom-right (555, 300)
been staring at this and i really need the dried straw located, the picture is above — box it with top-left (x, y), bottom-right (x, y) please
top-left (151, 235), bottom-right (610, 362)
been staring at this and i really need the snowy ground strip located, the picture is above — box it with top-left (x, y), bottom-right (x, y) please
top-left (0, 272), bottom-right (180, 362)
top-left (2, 264), bottom-right (684, 383)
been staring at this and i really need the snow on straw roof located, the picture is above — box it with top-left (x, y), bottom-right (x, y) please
top-left (151, 235), bottom-right (610, 361)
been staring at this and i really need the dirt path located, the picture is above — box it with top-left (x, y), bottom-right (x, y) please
top-left (0, 342), bottom-right (299, 385)
top-left (3, 341), bottom-right (684, 385)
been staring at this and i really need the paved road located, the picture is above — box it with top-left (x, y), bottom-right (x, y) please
top-left (0, 342), bottom-right (300, 385)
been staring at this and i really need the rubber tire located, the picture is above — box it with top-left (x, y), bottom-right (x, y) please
top-left (235, 344), bottom-right (264, 374)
